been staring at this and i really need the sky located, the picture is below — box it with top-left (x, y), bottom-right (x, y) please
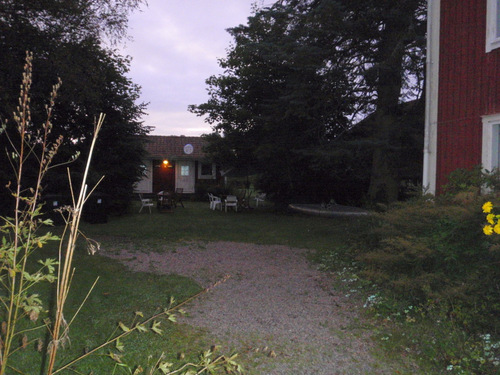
top-left (119, 0), bottom-right (267, 136)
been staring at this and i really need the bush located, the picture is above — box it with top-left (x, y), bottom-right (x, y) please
top-left (442, 165), bottom-right (500, 196)
top-left (350, 196), bottom-right (500, 333)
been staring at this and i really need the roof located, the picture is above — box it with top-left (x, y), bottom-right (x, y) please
top-left (144, 135), bottom-right (207, 160)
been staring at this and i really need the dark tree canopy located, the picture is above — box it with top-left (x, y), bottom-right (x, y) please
top-left (0, 0), bottom-right (149, 214)
top-left (191, 0), bottom-right (426, 206)
top-left (191, 1), bottom-right (358, 206)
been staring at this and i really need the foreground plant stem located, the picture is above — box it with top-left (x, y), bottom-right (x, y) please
top-left (46, 113), bottom-right (105, 374)
top-left (52, 275), bottom-right (231, 374)
top-left (0, 53), bottom-right (62, 375)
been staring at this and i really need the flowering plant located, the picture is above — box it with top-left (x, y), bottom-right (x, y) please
top-left (482, 201), bottom-right (500, 235)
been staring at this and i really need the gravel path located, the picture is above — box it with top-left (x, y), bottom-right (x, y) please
top-left (101, 240), bottom-right (400, 374)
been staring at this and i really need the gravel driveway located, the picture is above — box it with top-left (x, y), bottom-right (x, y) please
top-left (102, 240), bottom-right (404, 374)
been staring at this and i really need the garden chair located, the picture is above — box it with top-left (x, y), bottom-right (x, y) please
top-left (139, 193), bottom-right (154, 213)
top-left (208, 193), bottom-right (222, 210)
top-left (225, 195), bottom-right (238, 212)
top-left (254, 193), bottom-right (266, 207)
top-left (173, 188), bottom-right (184, 208)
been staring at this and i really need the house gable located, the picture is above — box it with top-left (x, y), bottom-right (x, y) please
top-left (134, 135), bottom-right (218, 194)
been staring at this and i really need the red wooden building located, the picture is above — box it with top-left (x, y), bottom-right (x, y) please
top-left (424, 0), bottom-right (500, 193)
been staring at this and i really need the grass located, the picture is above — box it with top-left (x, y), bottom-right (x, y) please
top-left (8, 197), bottom-right (497, 374)
top-left (80, 200), bottom-right (358, 251)
top-left (10, 243), bottom-right (207, 374)
top-left (6, 200), bottom-right (365, 374)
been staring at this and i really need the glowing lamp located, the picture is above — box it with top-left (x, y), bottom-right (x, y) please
top-left (162, 160), bottom-right (169, 166)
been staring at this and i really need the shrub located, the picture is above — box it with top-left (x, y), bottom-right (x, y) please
top-left (442, 165), bottom-right (500, 196)
top-left (351, 196), bottom-right (500, 334)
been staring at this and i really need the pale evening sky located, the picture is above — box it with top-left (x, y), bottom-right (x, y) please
top-left (120, 0), bottom-right (270, 136)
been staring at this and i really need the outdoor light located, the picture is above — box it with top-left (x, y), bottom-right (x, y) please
top-left (162, 159), bottom-right (169, 166)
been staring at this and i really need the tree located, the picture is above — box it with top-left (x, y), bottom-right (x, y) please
top-left (0, 0), bottom-right (149, 214)
top-left (336, 0), bottom-right (427, 203)
top-left (191, 1), bottom-right (357, 206)
top-left (191, 0), bottom-right (426, 205)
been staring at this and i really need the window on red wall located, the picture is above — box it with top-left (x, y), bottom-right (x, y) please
top-left (482, 114), bottom-right (500, 173)
top-left (486, 0), bottom-right (500, 52)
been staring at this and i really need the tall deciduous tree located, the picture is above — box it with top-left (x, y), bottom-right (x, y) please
top-left (192, 0), bottom-right (426, 205)
top-left (191, 1), bottom-right (356, 206)
top-left (0, 0), bottom-right (149, 214)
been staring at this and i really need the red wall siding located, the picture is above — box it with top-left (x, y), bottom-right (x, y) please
top-left (436, 0), bottom-right (500, 190)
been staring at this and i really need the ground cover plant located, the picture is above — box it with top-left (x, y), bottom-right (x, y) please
top-left (313, 188), bottom-right (500, 374)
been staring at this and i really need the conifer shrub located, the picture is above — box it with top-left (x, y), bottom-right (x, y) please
top-left (350, 196), bottom-right (500, 334)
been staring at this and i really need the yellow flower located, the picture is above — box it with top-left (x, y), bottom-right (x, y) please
top-left (494, 224), bottom-right (500, 234)
top-left (482, 201), bottom-right (493, 213)
top-left (483, 225), bottom-right (494, 235)
top-left (487, 214), bottom-right (496, 225)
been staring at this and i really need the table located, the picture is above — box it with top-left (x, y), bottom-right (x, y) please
top-left (157, 191), bottom-right (174, 211)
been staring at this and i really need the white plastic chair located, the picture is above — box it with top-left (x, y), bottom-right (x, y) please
top-left (208, 193), bottom-right (222, 210)
top-left (254, 193), bottom-right (266, 207)
top-left (225, 195), bottom-right (238, 212)
top-left (139, 193), bottom-right (154, 213)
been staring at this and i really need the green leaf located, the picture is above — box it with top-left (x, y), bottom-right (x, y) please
top-left (108, 351), bottom-right (123, 363)
top-left (151, 321), bottom-right (163, 335)
top-left (157, 361), bottom-right (173, 374)
top-left (118, 322), bottom-right (130, 332)
top-left (135, 323), bottom-right (147, 333)
top-left (167, 313), bottom-right (177, 323)
top-left (115, 338), bottom-right (125, 352)
top-left (38, 258), bottom-right (59, 273)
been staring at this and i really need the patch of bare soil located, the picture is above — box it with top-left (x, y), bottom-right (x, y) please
top-left (100, 240), bottom-right (404, 374)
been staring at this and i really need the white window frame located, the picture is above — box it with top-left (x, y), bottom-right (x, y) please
top-left (482, 114), bottom-right (500, 173)
top-left (197, 162), bottom-right (216, 180)
top-left (180, 165), bottom-right (190, 176)
top-left (486, 0), bottom-right (500, 52)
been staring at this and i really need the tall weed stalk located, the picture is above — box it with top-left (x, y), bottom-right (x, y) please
top-left (45, 115), bottom-right (105, 374)
top-left (0, 52), bottom-right (63, 374)
top-left (0, 52), bottom-right (103, 374)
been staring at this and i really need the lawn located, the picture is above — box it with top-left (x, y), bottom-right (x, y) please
top-left (6, 200), bottom-right (365, 374)
top-left (80, 200), bottom-right (357, 250)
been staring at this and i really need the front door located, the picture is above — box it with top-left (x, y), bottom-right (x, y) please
top-left (153, 160), bottom-right (175, 193)
top-left (175, 161), bottom-right (195, 193)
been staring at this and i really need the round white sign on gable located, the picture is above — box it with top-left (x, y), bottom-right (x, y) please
top-left (183, 143), bottom-right (194, 154)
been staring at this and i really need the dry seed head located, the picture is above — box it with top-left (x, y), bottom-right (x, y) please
top-left (29, 308), bottom-right (40, 322)
top-left (21, 335), bottom-right (28, 350)
top-left (37, 339), bottom-right (44, 352)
